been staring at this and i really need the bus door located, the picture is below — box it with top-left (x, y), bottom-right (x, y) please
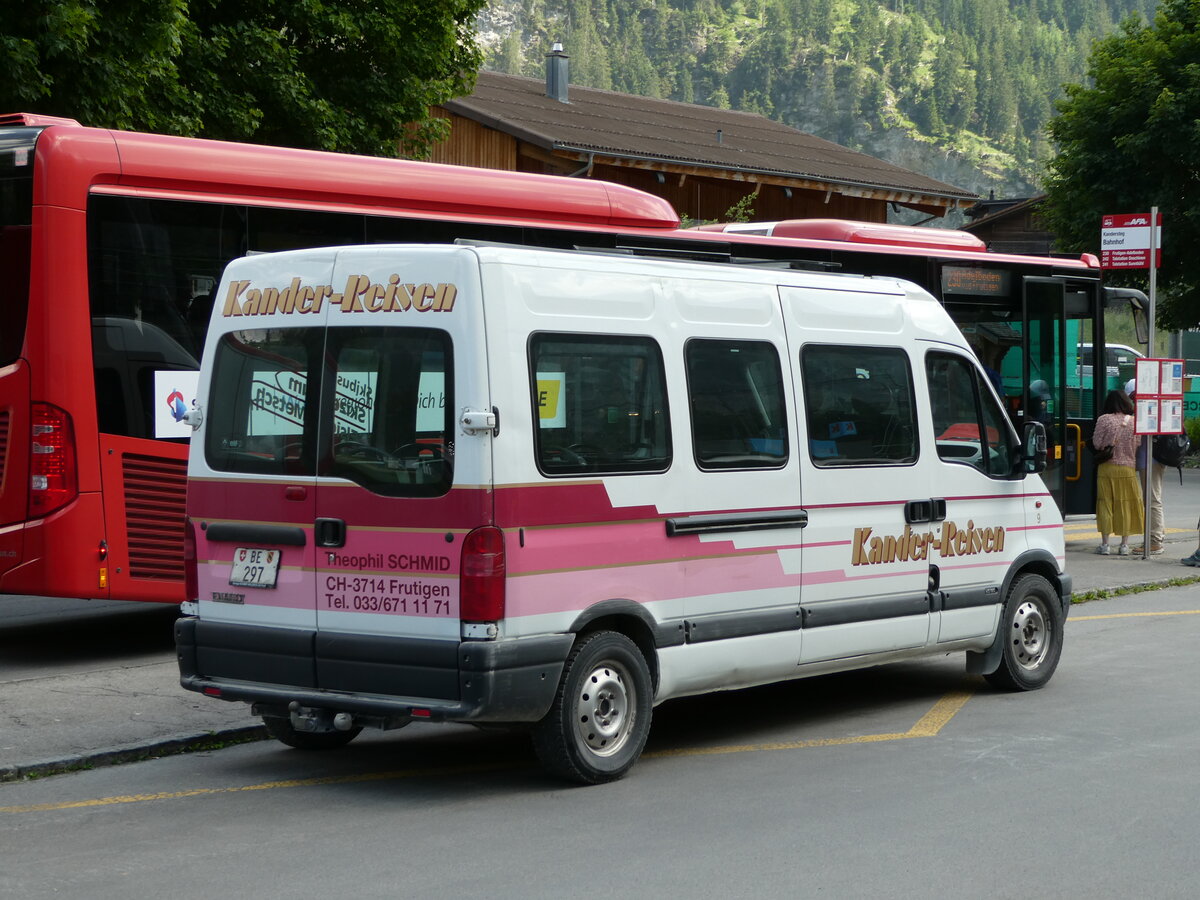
top-left (1021, 277), bottom-right (1076, 514)
top-left (1062, 283), bottom-right (1105, 515)
top-left (1021, 276), bottom-right (1105, 516)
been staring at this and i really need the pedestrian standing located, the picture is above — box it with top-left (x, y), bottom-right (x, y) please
top-left (1125, 378), bottom-right (1165, 554)
top-left (1092, 389), bottom-right (1143, 555)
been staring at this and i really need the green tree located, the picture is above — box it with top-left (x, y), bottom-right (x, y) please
top-left (1, 0), bottom-right (197, 134)
top-left (0, 0), bottom-right (485, 158)
top-left (1042, 0), bottom-right (1200, 327)
top-left (491, 32), bottom-right (527, 75)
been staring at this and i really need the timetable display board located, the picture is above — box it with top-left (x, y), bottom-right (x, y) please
top-left (1133, 358), bottom-right (1185, 435)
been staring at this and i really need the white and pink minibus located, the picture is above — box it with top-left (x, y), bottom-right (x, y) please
top-left (177, 243), bottom-right (1067, 783)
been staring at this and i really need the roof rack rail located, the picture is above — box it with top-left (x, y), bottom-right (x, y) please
top-left (610, 235), bottom-right (733, 263)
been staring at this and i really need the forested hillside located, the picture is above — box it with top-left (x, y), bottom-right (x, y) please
top-left (479, 0), bottom-right (1158, 205)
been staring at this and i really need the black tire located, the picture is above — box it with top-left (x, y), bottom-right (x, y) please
top-left (532, 631), bottom-right (653, 785)
top-left (984, 573), bottom-right (1064, 691)
top-left (262, 715), bottom-right (362, 751)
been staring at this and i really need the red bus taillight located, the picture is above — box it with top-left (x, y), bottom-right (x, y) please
top-left (183, 518), bottom-right (199, 602)
top-left (29, 403), bottom-right (78, 517)
top-left (460, 526), bottom-right (505, 621)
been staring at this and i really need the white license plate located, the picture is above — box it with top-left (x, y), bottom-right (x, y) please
top-left (230, 547), bottom-right (281, 589)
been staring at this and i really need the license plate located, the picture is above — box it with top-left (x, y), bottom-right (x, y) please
top-left (230, 547), bottom-right (281, 589)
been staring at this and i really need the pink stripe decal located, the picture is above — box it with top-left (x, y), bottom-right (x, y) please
top-left (507, 553), bottom-right (797, 618)
top-left (511, 521), bottom-right (796, 575)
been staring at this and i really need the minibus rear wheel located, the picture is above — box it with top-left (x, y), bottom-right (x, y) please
top-left (984, 573), bottom-right (1064, 691)
top-left (532, 630), bottom-right (653, 785)
top-left (262, 715), bottom-right (362, 751)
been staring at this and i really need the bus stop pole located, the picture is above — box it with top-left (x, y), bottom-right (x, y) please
top-left (1143, 206), bottom-right (1158, 559)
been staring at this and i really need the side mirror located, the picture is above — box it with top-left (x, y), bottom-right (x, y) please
top-left (1019, 421), bottom-right (1047, 474)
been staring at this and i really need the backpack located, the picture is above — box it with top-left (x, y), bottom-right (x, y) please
top-left (1152, 432), bottom-right (1191, 482)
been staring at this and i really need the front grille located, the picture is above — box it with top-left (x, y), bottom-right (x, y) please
top-left (123, 453), bottom-right (187, 581)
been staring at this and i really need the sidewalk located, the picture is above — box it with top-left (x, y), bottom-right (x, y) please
top-left (1062, 516), bottom-right (1200, 593)
top-left (0, 656), bottom-right (263, 782)
top-left (0, 601), bottom-right (262, 783)
top-left (3, 526), bottom-right (1199, 783)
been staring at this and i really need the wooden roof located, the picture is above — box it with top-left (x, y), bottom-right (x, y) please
top-left (443, 71), bottom-right (978, 211)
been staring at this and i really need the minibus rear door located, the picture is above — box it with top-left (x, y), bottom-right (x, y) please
top-left (310, 248), bottom-right (490, 697)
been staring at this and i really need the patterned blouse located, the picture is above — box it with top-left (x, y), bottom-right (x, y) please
top-left (1091, 412), bottom-right (1137, 468)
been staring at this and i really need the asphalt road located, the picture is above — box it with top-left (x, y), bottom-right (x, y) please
top-left (0, 596), bottom-right (177, 681)
top-left (2, 584), bottom-right (1198, 899)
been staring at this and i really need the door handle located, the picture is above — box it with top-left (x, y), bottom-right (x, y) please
top-left (904, 499), bottom-right (947, 524)
top-left (315, 517), bottom-right (346, 548)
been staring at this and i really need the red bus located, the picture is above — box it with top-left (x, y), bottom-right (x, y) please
top-left (0, 113), bottom-right (680, 604)
top-left (0, 113), bottom-right (1112, 606)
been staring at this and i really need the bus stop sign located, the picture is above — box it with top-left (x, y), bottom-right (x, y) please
top-left (1100, 213), bottom-right (1162, 270)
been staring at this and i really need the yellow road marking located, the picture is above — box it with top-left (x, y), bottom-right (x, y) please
top-left (1064, 524), bottom-right (1192, 541)
top-left (0, 762), bottom-right (509, 814)
top-left (644, 687), bottom-right (975, 759)
top-left (8, 610), bottom-right (1198, 815)
top-left (1071, 609), bottom-right (1200, 621)
top-left (906, 688), bottom-right (975, 737)
top-left (3, 689), bottom-right (976, 813)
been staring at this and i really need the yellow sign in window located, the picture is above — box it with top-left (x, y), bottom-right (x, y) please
top-left (536, 372), bottom-right (565, 428)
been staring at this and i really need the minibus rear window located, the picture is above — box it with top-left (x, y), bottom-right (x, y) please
top-left (326, 327), bottom-right (453, 498)
top-left (206, 328), bottom-right (319, 476)
top-left (205, 326), bottom-right (453, 496)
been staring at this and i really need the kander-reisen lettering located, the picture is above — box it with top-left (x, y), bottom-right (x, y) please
top-left (852, 520), bottom-right (1005, 566)
top-left (222, 275), bottom-right (458, 317)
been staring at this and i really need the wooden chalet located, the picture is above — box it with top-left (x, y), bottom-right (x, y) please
top-left (961, 195), bottom-right (1056, 255)
top-left (430, 45), bottom-right (978, 223)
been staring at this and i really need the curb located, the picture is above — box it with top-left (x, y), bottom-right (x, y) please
top-left (1069, 573), bottom-right (1200, 602)
top-left (0, 725), bottom-right (268, 783)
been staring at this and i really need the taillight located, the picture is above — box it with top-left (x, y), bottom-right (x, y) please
top-left (29, 402), bottom-right (78, 517)
top-left (183, 518), bottom-right (199, 602)
top-left (460, 526), bottom-right (505, 621)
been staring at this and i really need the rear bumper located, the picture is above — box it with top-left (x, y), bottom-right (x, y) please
top-left (176, 617), bottom-right (573, 723)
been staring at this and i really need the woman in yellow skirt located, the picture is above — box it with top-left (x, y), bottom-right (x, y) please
top-left (1091, 389), bottom-right (1143, 554)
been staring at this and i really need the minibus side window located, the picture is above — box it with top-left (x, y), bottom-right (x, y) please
top-left (801, 344), bottom-right (918, 467)
top-left (926, 351), bottom-right (1015, 477)
top-left (685, 338), bottom-right (788, 469)
top-left (530, 333), bottom-right (671, 476)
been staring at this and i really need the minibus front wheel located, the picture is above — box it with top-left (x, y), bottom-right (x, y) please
top-left (984, 572), bottom-right (1064, 691)
top-left (532, 630), bottom-right (653, 785)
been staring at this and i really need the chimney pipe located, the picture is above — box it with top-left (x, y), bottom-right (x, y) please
top-left (546, 42), bottom-right (569, 103)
